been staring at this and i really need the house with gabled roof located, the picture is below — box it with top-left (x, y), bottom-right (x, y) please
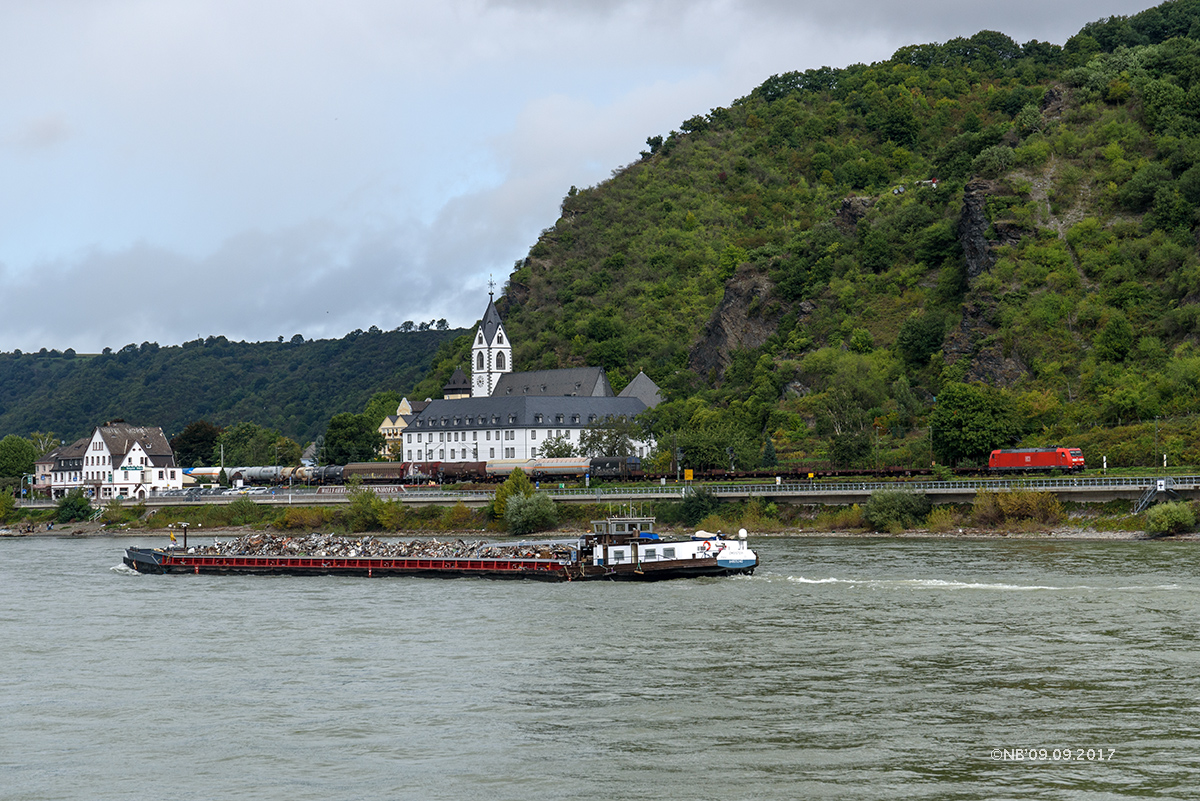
top-left (41, 420), bottom-right (182, 500)
top-left (377, 397), bottom-right (430, 458)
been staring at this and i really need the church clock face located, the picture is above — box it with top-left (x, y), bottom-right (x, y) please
top-left (475, 375), bottom-right (485, 387)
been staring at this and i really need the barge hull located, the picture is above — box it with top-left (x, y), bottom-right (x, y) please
top-left (123, 548), bottom-right (572, 581)
top-left (122, 548), bottom-right (754, 582)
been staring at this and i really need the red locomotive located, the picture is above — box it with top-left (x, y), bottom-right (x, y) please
top-left (988, 447), bottom-right (1084, 473)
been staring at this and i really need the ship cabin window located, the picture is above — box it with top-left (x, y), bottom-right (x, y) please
top-left (644, 548), bottom-right (657, 560)
top-left (611, 549), bottom-right (627, 563)
top-left (663, 547), bottom-right (675, 559)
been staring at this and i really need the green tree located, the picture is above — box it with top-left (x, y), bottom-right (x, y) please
top-left (1095, 313), bottom-right (1134, 362)
top-left (27, 432), bottom-right (61, 458)
top-left (214, 422), bottom-right (299, 467)
top-left (864, 491), bottom-right (931, 531)
top-left (760, 437), bottom-right (778, 468)
top-left (0, 491), bottom-right (15, 523)
top-left (577, 416), bottom-right (640, 457)
top-left (345, 479), bottom-right (380, 531)
top-left (0, 434), bottom-right (37, 478)
top-left (322, 413), bottom-right (385, 464)
top-left (171, 420), bottom-right (222, 468)
top-left (56, 489), bottom-right (93, 523)
top-left (505, 493), bottom-right (558, 535)
top-left (896, 312), bottom-right (945, 368)
top-left (492, 467), bottom-right (534, 519)
top-left (539, 435), bottom-right (576, 458)
top-left (1146, 501), bottom-right (1196, 536)
top-left (363, 390), bottom-right (403, 428)
top-left (929, 382), bottom-right (1023, 465)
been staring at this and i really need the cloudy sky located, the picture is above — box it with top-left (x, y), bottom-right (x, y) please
top-left (0, 0), bottom-right (1158, 353)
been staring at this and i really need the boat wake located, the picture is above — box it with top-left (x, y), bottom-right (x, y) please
top-left (110, 563), bottom-right (140, 576)
top-left (785, 576), bottom-right (1181, 592)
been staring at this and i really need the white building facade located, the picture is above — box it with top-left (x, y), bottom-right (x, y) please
top-left (404, 396), bottom-right (653, 462)
top-left (40, 422), bottom-right (183, 500)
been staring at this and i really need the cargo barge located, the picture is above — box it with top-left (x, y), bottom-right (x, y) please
top-left (122, 516), bottom-right (758, 582)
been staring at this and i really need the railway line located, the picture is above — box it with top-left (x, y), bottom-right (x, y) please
top-left (16, 474), bottom-right (1194, 509)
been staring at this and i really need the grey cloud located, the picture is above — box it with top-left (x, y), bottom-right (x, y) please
top-left (5, 116), bottom-right (70, 151)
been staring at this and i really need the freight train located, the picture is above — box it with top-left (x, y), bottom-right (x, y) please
top-left (183, 457), bottom-right (643, 487)
top-left (183, 447), bottom-right (1085, 488)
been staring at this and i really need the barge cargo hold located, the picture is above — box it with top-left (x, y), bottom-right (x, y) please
top-left (121, 517), bottom-right (758, 582)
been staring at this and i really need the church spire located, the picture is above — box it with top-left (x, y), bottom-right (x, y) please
top-left (471, 288), bottom-right (511, 397)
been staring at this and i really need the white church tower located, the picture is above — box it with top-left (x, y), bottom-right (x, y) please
top-left (471, 290), bottom-right (512, 397)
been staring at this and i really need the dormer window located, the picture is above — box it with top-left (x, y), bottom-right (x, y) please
top-left (571, 415), bottom-right (580, 424)
top-left (534, 414), bottom-right (543, 424)
top-left (508, 414), bottom-right (517, 424)
top-left (556, 414), bottom-right (564, 424)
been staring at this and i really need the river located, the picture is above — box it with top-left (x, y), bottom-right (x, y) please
top-left (1, 535), bottom-right (1197, 800)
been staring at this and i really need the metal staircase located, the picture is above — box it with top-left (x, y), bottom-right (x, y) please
top-left (1134, 478), bottom-right (1174, 514)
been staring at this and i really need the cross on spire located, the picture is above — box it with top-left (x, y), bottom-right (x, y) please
top-left (488, 275), bottom-right (495, 299)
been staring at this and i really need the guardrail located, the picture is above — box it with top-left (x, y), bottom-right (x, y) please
top-left (17, 474), bottom-right (1195, 509)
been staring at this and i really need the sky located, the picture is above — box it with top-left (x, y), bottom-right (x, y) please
top-left (0, 0), bottom-right (1161, 353)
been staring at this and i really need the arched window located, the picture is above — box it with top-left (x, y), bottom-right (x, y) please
top-left (476, 352), bottom-right (484, 370)
top-left (496, 352), bottom-right (506, 370)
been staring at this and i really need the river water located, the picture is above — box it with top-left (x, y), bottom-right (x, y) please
top-left (2, 535), bottom-right (1199, 800)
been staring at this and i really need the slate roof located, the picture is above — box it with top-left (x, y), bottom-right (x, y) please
top-left (480, 297), bottom-right (505, 344)
top-left (97, 423), bottom-right (177, 468)
top-left (442, 367), bottom-right (472, 394)
top-left (492, 367), bottom-right (613, 398)
top-left (617, 371), bottom-right (663, 408)
top-left (43, 437), bottom-right (89, 472)
top-left (409, 395), bottom-right (648, 432)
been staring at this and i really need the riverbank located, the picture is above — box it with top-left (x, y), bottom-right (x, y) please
top-left (0, 520), bottom-right (1182, 540)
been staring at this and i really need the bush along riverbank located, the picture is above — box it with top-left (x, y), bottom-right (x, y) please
top-left (2, 486), bottom-right (1191, 540)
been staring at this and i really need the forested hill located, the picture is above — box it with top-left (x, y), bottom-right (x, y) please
top-left (421, 0), bottom-right (1200, 470)
top-left (0, 329), bottom-right (461, 445)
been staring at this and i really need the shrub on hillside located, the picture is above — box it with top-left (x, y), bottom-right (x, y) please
top-left (56, 489), bottom-right (93, 523)
top-left (864, 491), bottom-right (931, 531)
top-left (972, 491), bottom-right (1062, 526)
top-left (492, 468), bottom-right (534, 519)
top-left (1145, 501), bottom-right (1196, 537)
top-left (505, 493), bottom-right (558, 536)
top-left (679, 487), bottom-right (721, 526)
top-left (815, 504), bottom-right (865, 531)
top-left (276, 506), bottom-right (334, 530)
top-left (926, 506), bottom-right (959, 533)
